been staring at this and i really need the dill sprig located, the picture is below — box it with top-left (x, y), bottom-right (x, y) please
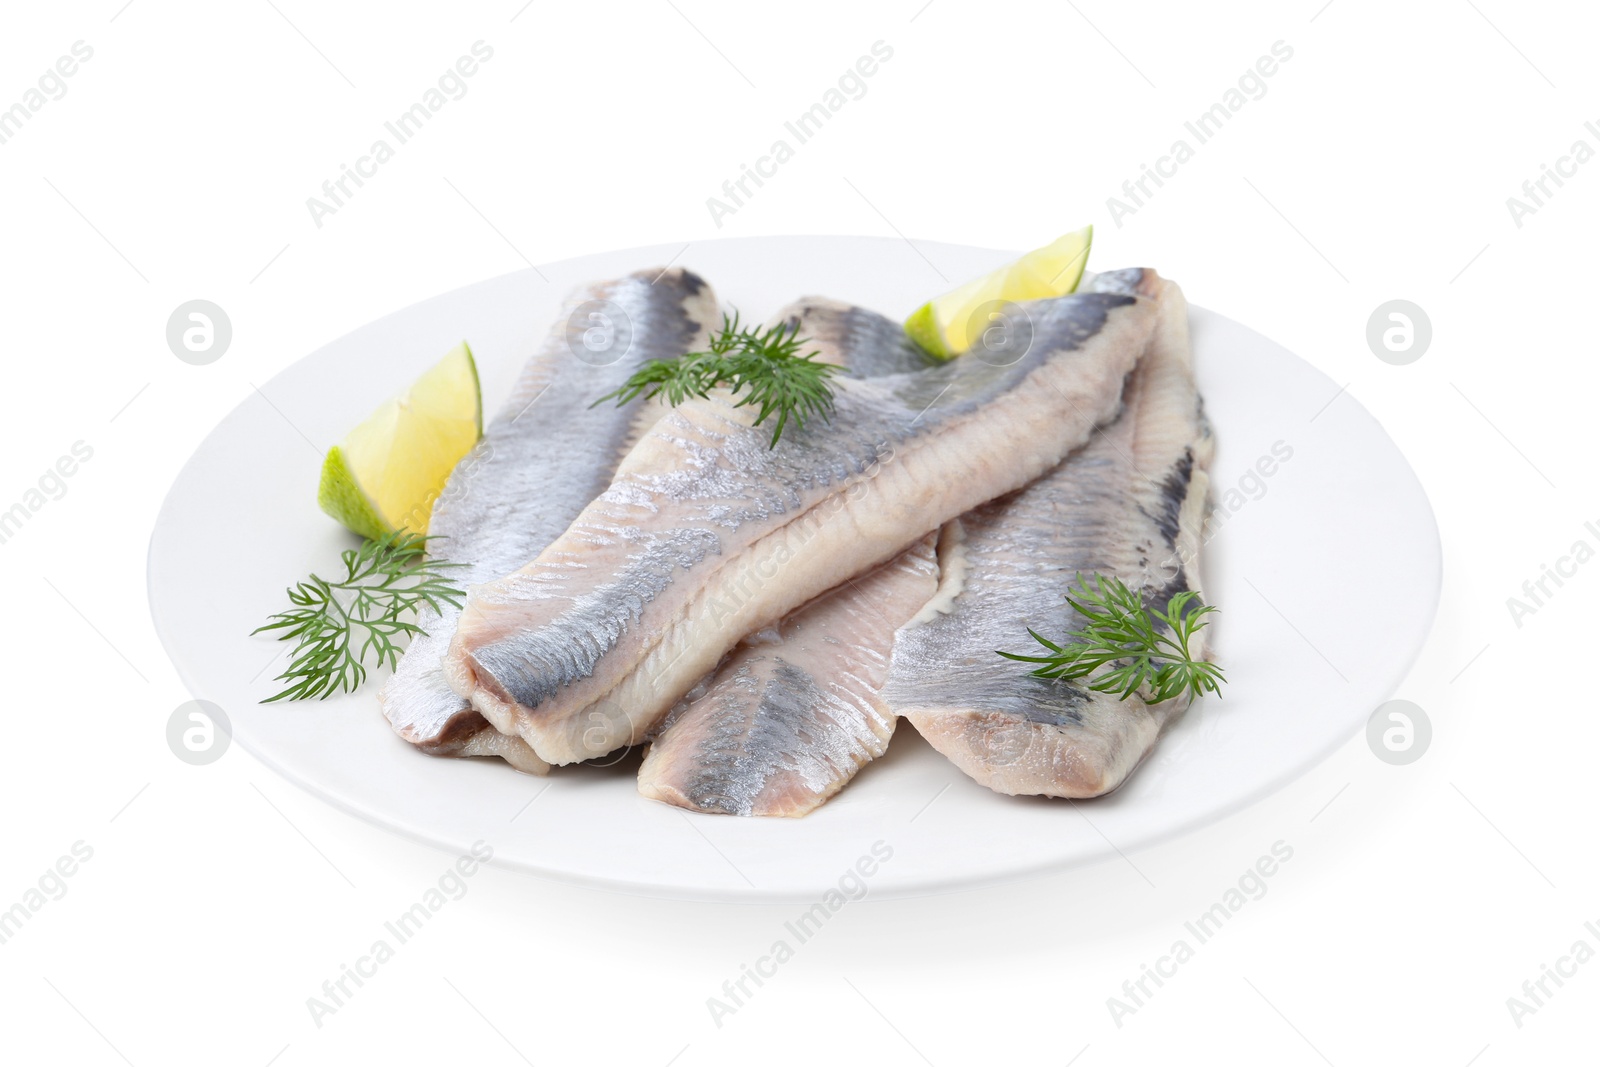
top-left (253, 529), bottom-right (465, 702)
top-left (998, 574), bottom-right (1225, 704)
top-left (594, 311), bottom-right (839, 447)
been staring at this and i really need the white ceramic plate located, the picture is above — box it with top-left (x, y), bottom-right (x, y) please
top-left (147, 237), bottom-right (1440, 901)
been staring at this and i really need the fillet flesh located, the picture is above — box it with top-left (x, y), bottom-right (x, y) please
top-left (884, 277), bottom-right (1214, 797)
top-left (445, 269), bottom-right (1165, 765)
top-left (637, 533), bottom-right (939, 817)
top-left (378, 268), bottom-right (720, 771)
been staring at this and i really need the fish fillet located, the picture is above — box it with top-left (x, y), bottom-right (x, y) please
top-left (884, 277), bottom-right (1214, 797)
top-left (378, 268), bottom-right (720, 772)
top-left (634, 298), bottom-right (938, 815)
top-left (445, 268), bottom-right (1164, 765)
top-left (637, 533), bottom-right (939, 817)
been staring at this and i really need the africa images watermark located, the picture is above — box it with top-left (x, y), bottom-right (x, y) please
top-left (0, 40), bottom-right (95, 148)
top-left (1165, 439), bottom-right (1294, 573)
top-left (0, 841), bottom-right (95, 948)
top-left (305, 41), bottom-right (495, 229)
top-left (305, 841), bottom-right (493, 1028)
top-left (1505, 120), bottom-right (1600, 228)
top-left (0, 441), bottom-right (95, 548)
top-left (1106, 40), bottom-right (1295, 228)
top-left (1504, 919), bottom-right (1600, 1029)
top-left (1504, 519), bottom-right (1600, 628)
top-left (393, 440), bottom-right (497, 535)
top-left (706, 40), bottom-right (895, 228)
top-left (706, 840), bottom-right (895, 1028)
top-left (1106, 840), bottom-right (1295, 1028)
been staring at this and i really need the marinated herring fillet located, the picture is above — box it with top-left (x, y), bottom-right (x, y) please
top-left (884, 276), bottom-right (1214, 797)
top-left (638, 533), bottom-right (939, 817)
top-left (383, 289), bottom-right (908, 769)
top-left (444, 268), bottom-right (1164, 766)
top-left (635, 299), bottom-right (938, 816)
top-left (377, 268), bottom-right (720, 771)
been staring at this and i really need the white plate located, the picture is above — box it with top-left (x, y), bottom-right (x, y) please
top-left (147, 236), bottom-right (1440, 901)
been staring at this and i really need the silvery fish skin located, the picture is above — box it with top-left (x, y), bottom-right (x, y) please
top-left (885, 276), bottom-right (1214, 797)
top-left (636, 301), bottom-right (937, 817)
top-left (378, 268), bottom-right (720, 772)
top-left (445, 268), bottom-right (1164, 766)
top-left (638, 534), bottom-right (939, 817)
top-left (764, 297), bottom-right (934, 381)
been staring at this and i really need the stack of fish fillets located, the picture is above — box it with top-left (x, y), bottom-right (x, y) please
top-left (379, 263), bottom-right (1214, 816)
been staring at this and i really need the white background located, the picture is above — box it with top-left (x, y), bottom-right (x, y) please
top-left (0, 1), bottom-right (1594, 1063)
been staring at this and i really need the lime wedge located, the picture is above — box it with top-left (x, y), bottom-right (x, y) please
top-left (906, 225), bottom-right (1094, 359)
top-left (317, 341), bottom-right (482, 539)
